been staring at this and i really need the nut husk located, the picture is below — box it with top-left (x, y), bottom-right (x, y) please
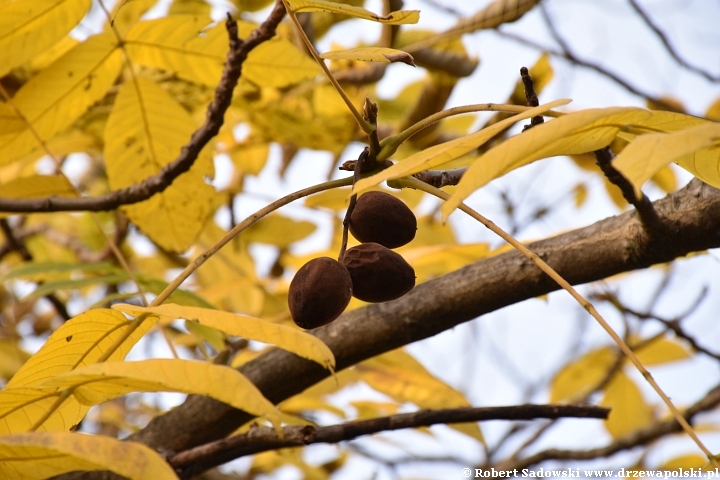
top-left (341, 243), bottom-right (415, 303)
top-left (288, 257), bottom-right (353, 329)
top-left (349, 191), bottom-right (417, 249)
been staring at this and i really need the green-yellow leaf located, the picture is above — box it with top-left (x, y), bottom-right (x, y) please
top-left (113, 303), bottom-right (336, 370)
top-left (285, 0), bottom-right (420, 25)
top-left (354, 99), bottom-right (571, 196)
top-left (320, 47), bottom-right (415, 66)
top-left (601, 371), bottom-right (653, 439)
top-left (441, 107), bottom-right (653, 219)
top-left (41, 359), bottom-right (280, 428)
top-left (0, 0), bottom-right (91, 77)
top-left (104, 77), bottom-right (214, 252)
top-left (0, 309), bottom-right (156, 434)
top-left (634, 338), bottom-right (691, 366)
top-left (613, 122), bottom-right (720, 199)
top-left (0, 33), bottom-right (122, 165)
top-left (675, 145), bottom-right (720, 191)
top-left (550, 346), bottom-right (617, 403)
top-left (0, 431), bottom-right (178, 480)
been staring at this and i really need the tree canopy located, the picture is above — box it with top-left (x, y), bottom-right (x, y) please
top-left (1, 0), bottom-right (720, 478)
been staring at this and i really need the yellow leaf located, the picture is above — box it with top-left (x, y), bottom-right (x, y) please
top-left (650, 165), bottom-right (677, 194)
top-left (125, 15), bottom-right (227, 86)
top-left (244, 213), bottom-right (316, 248)
top-left (0, 431), bottom-right (178, 480)
top-left (401, 243), bottom-right (490, 283)
top-left (0, 0), bottom-right (91, 77)
top-left (613, 122), bottom-right (720, 199)
top-left (106, 0), bottom-right (157, 35)
top-left (113, 303), bottom-right (336, 370)
top-left (358, 350), bottom-right (469, 410)
top-left (601, 371), bottom-right (653, 439)
top-left (659, 454), bottom-right (706, 469)
top-left (104, 77), bottom-right (214, 252)
top-left (354, 99), bottom-right (571, 196)
top-left (280, 395), bottom-right (346, 418)
top-left (286, 0), bottom-right (420, 25)
top-left (441, 107), bottom-right (652, 219)
top-left (0, 309), bottom-right (156, 434)
top-left (0, 339), bottom-right (31, 382)
top-left (706, 96), bottom-right (720, 122)
top-left (305, 187), bottom-right (352, 211)
top-left (675, 145), bottom-right (720, 191)
top-left (573, 183), bottom-right (588, 207)
top-left (0, 175), bottom-right (76, 199)
top-left (228, 142), bottom-right (269, 176)
top-left (126, 16), bottom-right (319, 87)
top-left (234, 0), bottom-right (275, 11)
top-left (0, 33), bottom-right (122, 165)
top-left (320, 47), bottom-right (415, 66)
top-left (635, 338), bottom-right (691, 366)
top-left (0, 175), bottom-right (77, 219)
top-left (41, 359), bottom-right (280, 428)
top-left (550, 346), bottom-right (616, 403)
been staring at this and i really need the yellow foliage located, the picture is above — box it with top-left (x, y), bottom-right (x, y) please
top-left (0, 0), bottom-right (91, 77)
top-left (0, 33), bottom-right (123, 165)
top-left (41, 359), bottom-right (280, 429)
top-left (601, 371), bottom-right (654, 439)
top-left (285, 0), bottom-right (420, 25)
top-left (0, 310), bottom-right (155, 434)
top-left (104, 77), bottom-right (215, 252)
top-left (113, 303), bottom-right (336, 369)
top-left (550, 346), bottom-right (617, 403)
top-left (0, 431), bottom-right (178, 480)
top-left (634, 337), bottom-right (691, 366)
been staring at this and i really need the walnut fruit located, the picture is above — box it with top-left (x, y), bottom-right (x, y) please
top-left (349, 191), bottom-right (417, 249)
top-left (288, 257), bottom-right (353, 329)
top-left (341, 243), bottom-right (415, 303)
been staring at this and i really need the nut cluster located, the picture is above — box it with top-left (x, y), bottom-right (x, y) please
top-left (288, 191), bottom-right (418, 329)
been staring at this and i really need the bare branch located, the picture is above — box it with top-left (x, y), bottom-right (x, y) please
top-left (593, 147), bottom-right (664, 233)
top-left (169, 404), bottom-right (609, 477)
top-left (502, 383), bottom-right (720, 470)
top-left (628, 0), bottom-right (719, 83)
top-left (129, 178), bottom-right (720, 459)
top-left (0, 2), bottom-right (287, 214)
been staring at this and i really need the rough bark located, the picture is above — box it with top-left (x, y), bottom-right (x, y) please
top-left (128, 178), bottom-right (720, 464)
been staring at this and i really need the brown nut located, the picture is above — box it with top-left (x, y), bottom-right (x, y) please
top-left (349, 191), bottom-right (417, 249)
top-left (341, 243), bottom-right (415, 303)
top-left (288, 257), bottom-right (353, 329)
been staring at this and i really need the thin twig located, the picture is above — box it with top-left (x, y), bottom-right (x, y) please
top-left (505, 383), bottom-right (720, 470)
top-left (169, 404), bottom-right (609, 476)
top-left (339, 149), bottom-right (369, 261)
top-left (594, 147), bottom-right (664, 233)
top-left (395, 175), bottom-right (717, 465)
top-left (496, 30), bottom-right (682, 113)
top-left (628, 0), bottom-right (719, 83)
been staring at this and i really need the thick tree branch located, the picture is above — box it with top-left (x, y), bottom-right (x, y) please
top-left (0, 2), bottom-right (287, 214)
top-left (169, 404), bottom-right (609, 477)
top-left (128, 178), bottom-right (720, 464)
